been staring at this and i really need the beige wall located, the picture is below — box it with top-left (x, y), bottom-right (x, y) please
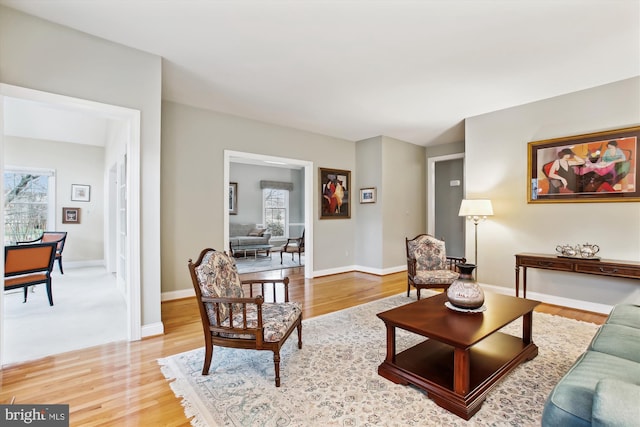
top-left (381, 136), bottom-right (426, 269)
top-left (4, 136), bottom-right (105, 261)
top-left (1, 5), bottom-right (162, 328)
top-left (465, 77), bottom-right (640, 309)
top-left (160, 100), bottom-right (356, 293)
top-left (354, 136), bottom-right (426, 273)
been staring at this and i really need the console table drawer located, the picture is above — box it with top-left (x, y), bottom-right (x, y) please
top-left (576, 263), bottom-right (640, 279)
top-left (517, 257), bottom-right (574, 271)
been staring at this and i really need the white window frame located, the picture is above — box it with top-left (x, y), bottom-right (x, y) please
top-left (4, 166), bottom-right (56, 243)
top-left (262, 188), bottom-right (289, 239)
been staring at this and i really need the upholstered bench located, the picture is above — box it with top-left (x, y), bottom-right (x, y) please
top-left (542, 304), bottom-right (640, 426)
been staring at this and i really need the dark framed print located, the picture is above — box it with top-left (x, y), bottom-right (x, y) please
top-left (71, 184), bottom-right (91, 202)
top-left (528, 126), bottom-right (640, 203)
top-left (62, 207), bottom-right (80, 224)
top-left (229, 182), bottom-right (238, 215)
top-left (320, 168), bottom-right (351, 219)
top-left (360, 187), bottom-right (376, 204)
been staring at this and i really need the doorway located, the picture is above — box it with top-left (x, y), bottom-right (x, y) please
top-left (224, 150), bottom-right (314, 278)
top-left (0, 84), bottom-right (142, 365)
top-left (427, 153), bottom-right (465, 258)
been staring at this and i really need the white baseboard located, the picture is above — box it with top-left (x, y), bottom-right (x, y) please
top-left (141, 321), bottom-right (165, 338)
top-left (162, 288), bottom-right (195, 301)
top-left (480, 283), bottom-right (613, 314)
top-left (64, 260), bottom-right (106, 269)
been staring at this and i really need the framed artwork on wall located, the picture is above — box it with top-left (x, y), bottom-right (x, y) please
top-left (229, 182), bottom-right (238, 215)
top-left (359, 187), bottom-right (376, 204)
top-left (71, 184), bottom-right (91, 202)
top-left (528, 126), bottom-right (640, 203)
top-left (62, 207), bottom-right (80, 224)
top-left (319, 167), bottom-right (350, 219)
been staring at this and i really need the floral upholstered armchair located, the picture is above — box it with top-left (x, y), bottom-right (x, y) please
top-left (405, 234), bottom-right (466, 300)
top-left (188, 248), bottom-right (303, 387)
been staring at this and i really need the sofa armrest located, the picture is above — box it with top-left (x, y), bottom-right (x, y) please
top-left (592, 379), bottom-right (640, 427)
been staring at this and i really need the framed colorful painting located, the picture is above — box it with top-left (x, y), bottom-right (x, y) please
top-left (528, 126), bottom-right (640, 203)
top-left (319, 168), bottom-right (351, 219)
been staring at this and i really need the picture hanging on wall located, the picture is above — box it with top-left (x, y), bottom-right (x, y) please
top-left (359, 187), bottom-right (376, 204)
top-left (528, 126), bottom-right (640, 203)
top-left (319, 167), bottom-right (350, 219)
top-left (62, 207), bottom-right (81, 224)
top-left (71, 184), bottom-right (91, 202)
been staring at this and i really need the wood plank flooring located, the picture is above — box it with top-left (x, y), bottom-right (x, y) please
top-left (0, 268), bottom-right (607, 426)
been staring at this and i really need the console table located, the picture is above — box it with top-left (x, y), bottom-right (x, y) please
top-left (515, 253), bottom-right (640, 298)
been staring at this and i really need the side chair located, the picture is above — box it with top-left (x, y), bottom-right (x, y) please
top-left (4, 242), bottom-right (58, 305)
top-left (17, 231), bottom-right (67, 274)
top-left (188, 248), bottom-right (303, 387)
top-left (281, 229), bottom-right (305, 264)
top-left (405, 233), bottom-right (466, 300)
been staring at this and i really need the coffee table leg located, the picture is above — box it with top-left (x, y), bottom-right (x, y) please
top-left (523, 311), bottom-right (533, 344)
top-left (384, 324), bottom-right (396, 364)
top-left (453, 347), bottom-right (470, 395)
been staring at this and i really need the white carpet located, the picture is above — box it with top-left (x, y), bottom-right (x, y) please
top-left (158, 291), bottom-right (600, 426)
top-left (3, 266), bottom-right (127, 365)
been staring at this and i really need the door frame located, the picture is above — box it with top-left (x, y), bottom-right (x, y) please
top-left (224, 150), bottom-right (314, 278)
top-left (0, 83), bottom-right (142, 365)
top-left (427, 153), bottom-right (465, 235)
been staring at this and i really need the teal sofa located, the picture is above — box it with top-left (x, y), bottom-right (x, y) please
top-left (542, 304), bottom-right (640, 426)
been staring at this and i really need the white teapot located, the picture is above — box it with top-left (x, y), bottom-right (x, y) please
top-left (578, 243), bottom-right (600, 258)
top-left (555, 244), bottom-right (578, 257)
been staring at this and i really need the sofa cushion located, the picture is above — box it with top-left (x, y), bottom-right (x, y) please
top-left (248, 227), bottom-right (266, 236)
top-left (542, 351), bottom-right (640, 427)
top-left (218, 302), bottom-right (303, 341)
top-left (605, 304), bottom-right (640, 328)
top-left (592, 379), bottom-right (640, 427)
top-left (589, 323), bottom-right (640, 363)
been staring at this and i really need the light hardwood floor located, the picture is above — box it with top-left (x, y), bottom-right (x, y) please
top-left (0, 268), bottom-right (607, 426)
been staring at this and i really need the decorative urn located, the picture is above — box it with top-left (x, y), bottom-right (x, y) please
top-left (447, 264), bottom-right (485, 309)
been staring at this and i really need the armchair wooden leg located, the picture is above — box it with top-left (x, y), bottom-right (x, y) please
top-left (280, 251), bottom-right (284, 264)
top-left (57, 257), bottom-right (64, 274)
top-left (297, 322), bottom-right (303, 349)
top-left (273, 351), bottom-right (281, 387)
top-left (23, 286), bottom-right (28, 303)
top-left (407, 281), bottom-right (411, 297)
top-left (202, 344), bottom-right (213, 375)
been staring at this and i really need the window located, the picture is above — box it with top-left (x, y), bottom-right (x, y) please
top-left (263, 188), bottom-right (288, 239)
top-left (3, 168), bottom-right (55, 244)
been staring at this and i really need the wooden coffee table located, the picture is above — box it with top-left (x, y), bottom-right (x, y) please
top-left (377, 292), bottom-right (540, 420)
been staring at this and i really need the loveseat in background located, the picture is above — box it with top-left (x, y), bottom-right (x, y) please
top-left (229, 223), bottom-right (271, 248)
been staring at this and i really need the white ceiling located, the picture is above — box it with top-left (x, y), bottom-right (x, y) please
top-left (2, 0), bottom-right (639, 146)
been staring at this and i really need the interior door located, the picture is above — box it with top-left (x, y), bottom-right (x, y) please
top-left (434, 158), bottom-right (464, 258)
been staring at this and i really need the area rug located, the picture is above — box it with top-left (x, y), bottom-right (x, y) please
top-left (158, 292), bottom-right (599, 426)
top-left (235, 253), bottom-right (304, 274)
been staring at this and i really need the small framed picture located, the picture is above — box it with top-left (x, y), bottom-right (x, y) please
top-left (360, 187), bottom-right (376, 204)
top-left (62, 207), bottom-right (81, 224)
top-left (71, 184), bottom-right (91, 202)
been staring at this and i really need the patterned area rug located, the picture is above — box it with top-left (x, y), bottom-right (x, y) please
top-left (158, 292), bottom-right (599, 426)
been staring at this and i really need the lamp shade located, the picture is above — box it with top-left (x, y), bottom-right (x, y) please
top-left (458, 199), bottom-right (494, 217)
